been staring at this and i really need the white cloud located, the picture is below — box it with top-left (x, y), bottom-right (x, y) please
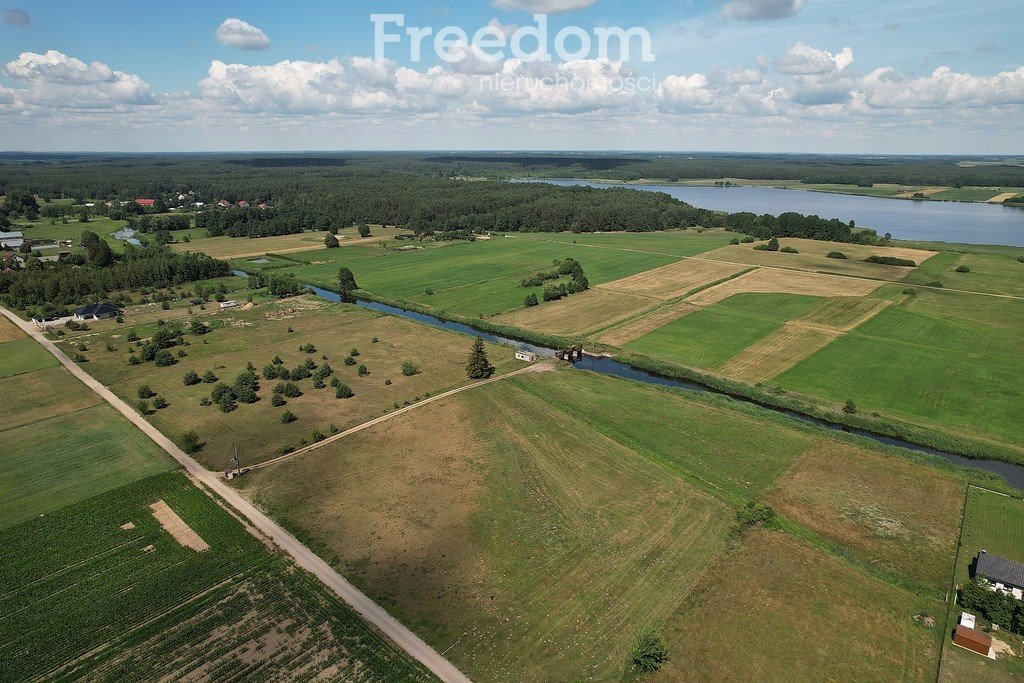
top-left (2, 8), bottom-right (29, 26)
top-left (656, 73), bottom-right (717, 111)
top-left (721, 0), bottom-right (804, 22)
top-left (775, 43), bottom-right (853, 75)
top-left (3, 50), bottom-right (154, 108)
top-left (859, 65), bottom-right (1024, 109)
top-left (215, 18), bottom-right (271, 51)
top-left (491, 0), bottom-right (596, 13)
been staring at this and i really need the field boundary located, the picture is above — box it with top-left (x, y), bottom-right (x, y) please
top-left (0, 305), bottom-right (471, 683)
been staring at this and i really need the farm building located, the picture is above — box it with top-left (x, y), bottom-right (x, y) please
top-left (0, 231), bottom-right (25, 249)
top-left (72, 302), bottom-right (121, 321)
top-left (515, 350), bottom-right (538, 363)
top-left (975, 551), bottom-right (1024, 599)
top-left (953, 625), bottom-right (994, 658)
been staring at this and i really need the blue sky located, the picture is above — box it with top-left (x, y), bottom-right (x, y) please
top-left (0, 1), bottom-right (1021, 152)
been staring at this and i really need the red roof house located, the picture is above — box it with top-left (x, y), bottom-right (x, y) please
top-left (135, 198), bottom-right (156, 207)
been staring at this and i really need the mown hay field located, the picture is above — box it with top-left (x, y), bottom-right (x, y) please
top-left (0, 314), bottom-right (23, 343)
top-left (0, 337), bottom-right (59, 378)
top-left (495, 288), bottom-right (653, 335)
top-left (243, 373), bottom-right (732, 682)
top-left (654, 530), bottom-right (944, 682)
top-left (173, 225), bottom-right (408, 260)
top-left (721, 322), bottom-right (840, 382)
top-left (686, 267), bottom-right (882, 306)
top-left (598, 258), bottom-right (748, 300)
top-left (596, 300), bottom-right (698, 347)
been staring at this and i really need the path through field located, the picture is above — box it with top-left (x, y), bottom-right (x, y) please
top-left (0, 305), bottom-right (471, 683)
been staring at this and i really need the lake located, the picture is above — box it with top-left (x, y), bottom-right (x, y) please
top-left (527, 179), bottom-right (1024, 247)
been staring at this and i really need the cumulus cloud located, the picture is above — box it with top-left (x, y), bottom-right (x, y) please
top-left (859, 65), bottom-right (1024, 109)
top-left (3, 50), bottom-right (154, 108)
top-left (721, 0), bottom-right (804, 22)
top-left (215, 18), bottom-right (271, 51)
top-left (491, 0), bottom-right (596, 13)
top-left (775, 43), bottom-right (853, 75)
top-left (2, 8), bottom-right (29, 26)
top-left (656, 73), bottom-right (716, 111)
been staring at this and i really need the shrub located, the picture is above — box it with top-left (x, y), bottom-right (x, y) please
top-left (335, 384), bottom-right (353, 399)
top-left (210, 383), bottom-right (232, 402)
top-left (161, 301), bottom-right (170, 310)
top-left (524, 293), bottom-right (539, 307)
top-left (372, 337), bottom-right (379, 343)
top-left (330, 376), bottom-right (341, 388)
top-left (272, 355), bottom-right (284, 365)
top-left (735, 501), bottom-right (777, 529)
top-left (384, 379), bottom-right (392, 385)
top-left (127, 331), bottom-right (140, 342)
top-left (310, 429), bottom-right (325, 443)
top-left (628, 630), bottom-right (669, 674)
top-left (424, 287), bottom-right (434, 295)
top-left (344, 356), bottom-right (356, 366)
top-left (290, 366), bottom-right (311, 381)
top-left (137, 385), bottom-right (156, 399)
top-left (312, 377), bottom-right (325, 389)
top-left (843, 399), bottom-right (857, 414)
top-left (865, 255), bottom-right (916, 267)
top-left (955, 265), bottom-right (971, 273)
top-left (202, 370), bottom-right (218, 383)
top-left (183, 370), bottom-right (201, 386)
top-left (281, 410), bottom-right (297, 423)
top-left (152, 395), bottom-right (168, 409)
top-left (357, 364), bottom-right (368, 376)
top-left (927, 280), bottom-right (944, 288)
top-left (190, 320), bottom-right (209, 335)
top-left (729, 237), bottom-right (739, 245)
top-left (154, 350), bottom-right (176, 366)
top-left (780, 246), bottom-right (799, 254)
top-left (300, 343), bottom-right (317, 354)
top-left (128, 355), bottom-right (141, 365)
top-left (271, 393), bottom-right (286, 407)
top-left (741, 236), bottom-right (755, 243)
top-left (276, 382), bottom-right (302, 398)
top-left (826, 251), bottom-right (848, 259)
top-left (350, 347), bottom-right (360, 357)
top-left (218, 393), bottom-right (236, 413)
top-left (401, 361), bottom-right (420, 376)
top-left (180, 431), bottom-right (203, 454)
top-left (199, 396), bottom-right (212, 406)
top-left (106, 343), bottom-right (115, 352)
top-left (72, 352), bottom-right (87, 363)
top-left (136, 400), bottom-right (149, 414)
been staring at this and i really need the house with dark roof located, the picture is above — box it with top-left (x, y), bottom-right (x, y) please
top-left (72, 302), bottom-right (121, 321)
top-left (975, 551), bottom-right (1024, 599)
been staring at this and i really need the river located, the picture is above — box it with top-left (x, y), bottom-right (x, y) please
top-left (297, 284), bottom-right (1024, 491)
top-left (525, 179), bottom-right (1024, 247)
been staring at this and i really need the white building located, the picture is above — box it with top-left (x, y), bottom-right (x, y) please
top-left (219, 300), bottom-right (238, 309)
top-left (515, 350), bottom-right (537, 363)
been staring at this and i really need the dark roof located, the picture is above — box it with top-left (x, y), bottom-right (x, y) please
top-left (976, 551), bottom-right (1024, 588)
top-left (74, 302), bottom-right (121, 317)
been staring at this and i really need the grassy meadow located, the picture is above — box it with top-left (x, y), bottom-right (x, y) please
top-left (73, 295), bottom-right (520, 469)
top-left (0, 471), bottom-right (433, 682)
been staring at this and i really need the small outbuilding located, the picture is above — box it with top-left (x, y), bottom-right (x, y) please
top-left (73, 302), bottom-right (121, 321)
top-left (219, 300), bottom-right (238, 309)
top-left (515, 350), bottom-right (538, 363)
top-left (953, 625), bottom-right (993, 658)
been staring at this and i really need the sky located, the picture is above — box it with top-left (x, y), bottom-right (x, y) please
top-left (0, 0), bottom-right (1021, 153)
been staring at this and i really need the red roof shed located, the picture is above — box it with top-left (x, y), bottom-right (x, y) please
top-left (953, 625), bottom-right (992, 657)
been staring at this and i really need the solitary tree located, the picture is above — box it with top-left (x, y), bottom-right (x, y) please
top-left (466, 337), bottom-right (495, 379)
top-left (324, 233), bottom-right (340, 248)
top-left (628, 630), bottom-right (669, 674)
top-left (357, 222), bottom-right (371, 238)
top-left (338, 267), bottom-right (358, 303)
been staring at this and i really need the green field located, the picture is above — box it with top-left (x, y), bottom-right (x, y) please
top-left (0, 337), bottom-right (59, 378)
top-left (0, 472), bottom-right (433, 681)
top-left (13, 215), bottom-right (132, 252)
top-left (76, 296), bottom-right (519, 469)
top-left (777, 289), bottom-right (1024, 448)
top-left (903, 251), bottom-right (1024, 297)
top-left (625, 293), bottom-right (821, 369)
top-left (264, 231), bottom-right (730, 317)
top-left (0, 403), bottom-right (174, 528)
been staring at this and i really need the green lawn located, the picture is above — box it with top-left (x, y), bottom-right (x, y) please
top-left (0, 337), bottom-right (59, 378)
top-left (777, 289), bottom-right (1024, 447)
top-left (625, 293), bottom-right (821, 369)
top-left (272, 231), bottom-right (730, 317)
top-left (14, 215), bottom-right (132, 252)
top-left (0, 472), bottom-right (433, 681)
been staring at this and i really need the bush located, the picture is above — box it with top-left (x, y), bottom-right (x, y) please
top-left (384, 378), bottom-right (392, 385)
top-left (300, 343), bottom-right (317, 354)
top-left (330, 376), bottom-right (341, 387)
top-left (126, 331), bottom-right (140, 342)
top-left (128, 355), bottom-right (141, 365)
top-left (312, 377), bottom-right (325, 389)
top-left (152, 395), bottom-right (168, 409)
top-left (290, 366), bottom-right (311, 381)
top-left (180, 431), bottom-right (203, 454)
top-left (843, 399), bottom-right (857, 414)
top-left (729, 237), bottom-right (739, 245)
top-left (955, 265), bottom-right (971, 273)
top-left (218, 393), bottom-right (236, 413)
top-left (276, 382), bottom-right (302, 398)
top-left (199, 396), bottom-right (212, 406)
top-left (137, 385), bottom-right (156, 399)
top-left (335, 384), bottom-right (353, 399)
top-left (310, 429), bottom-right (325, 443)
top-left (272, 355), bottom-right (284, 365)
top-left (344, 356), bottom-right (356, 366)
top-left (424, 287), bottom-right (434, 295)
top-left (735, 501), bottom-right (777, 529)
top-left (826, 251), bottom-right (848, 259)
top-left (350, 347), bottom-right (360, 357)
top-left (401, 361), bottom-right (419, 376)
top-left (865, 255), bottom-right (916, 267)
top-left (281, 410), bottom-right (297, 423)
top-left (154, 349), bottom-right (177, 366)
top-left (357, 364), bottom-right (369, 376)
top-left (927, 280), bottom-right (944, 288)
top-left (740, 236), bottom-right (755, 243)
top-left (372, 337), bottom-right (379, 343)
top-left (202, 370), bottom-right (218, 383)
top-left (72, 352), bottom-right (87, 363)
top-left (136, 400), bottom-right (149, 414)
top-left (524, 293), bottom-right (539, 307)
top-left (780, 246), bottom-right (799, 253)
top-left (270, 393), bottom-right (286, 407)
top-left (628, 630), bottom-right (669, 674)
top-left (183, 370), bottom-right (201, 386)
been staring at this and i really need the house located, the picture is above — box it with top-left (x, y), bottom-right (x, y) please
top-left (257, 202), bottom-right (269, 210)
top-left (0, 231), bottom-right (25, 249)
top-left (135, 198), bottom-right (156, 208)
top-left (975, 551), bottom-right (1024, 599)
top-left (31, 315), bottom-right (60, 328)
top-left (953, 625), bottom-right (993, 658)
top-left (237, 200), bottom-right (250, 209)
top-left (515, 350), bottom-right (538, 363)
top-left (1, 252), bottom-right (22, 269)
top-left (72, 302), bottom-right (121, 321)
top-left (216, 199), bottom-right (231, 208)
top-left (219, 300), bottom-right (238, 309)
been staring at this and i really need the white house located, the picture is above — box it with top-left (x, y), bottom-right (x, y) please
top-left (219, 300), bottom-right (238, 309)
top-left (73, 302), bottom-right (121, 321)
top-left (515, 350), bottom-right (538, 363)
top-left (976, 551), bottom-right (1024, 600)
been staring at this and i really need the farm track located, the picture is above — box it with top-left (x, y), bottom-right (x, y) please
top-left (0, 305), bottom-right (472, 683)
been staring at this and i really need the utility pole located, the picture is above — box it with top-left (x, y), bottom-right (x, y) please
top-left (230, 444), bottom-right (240, 478)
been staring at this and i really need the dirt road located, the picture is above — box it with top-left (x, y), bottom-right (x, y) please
top-left (0, 306), bottom-right (472, 683)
